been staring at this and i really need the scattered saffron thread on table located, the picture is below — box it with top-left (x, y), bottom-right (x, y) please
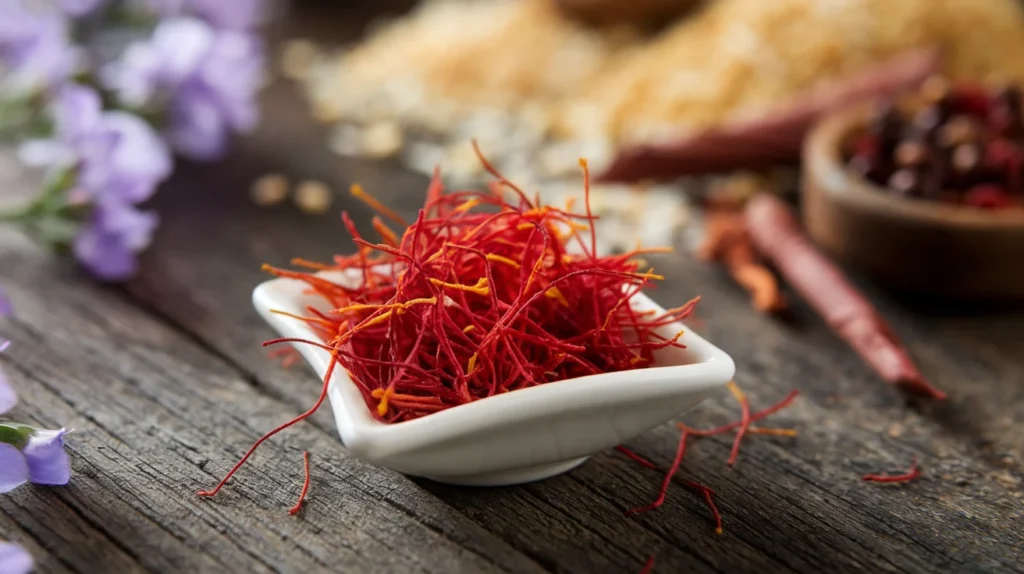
top-left (725, 381), bottom-right (751, 466)
top-left (268, 346), bottom-right (301, 369)
top-left (638, 555), bottom-right (655, 574)
top-left (625, 429), bottom-right (692, 517)
top-left (862, 457), bottom-right (921, 484)
top-left (615, 445), bottom-right (657, 470)
top-left (289, 451), bottom-right (312, 515)
top-left (616, 385), bottom-right (799, 534)
top-left (196, 352), bottom-right (339, 499)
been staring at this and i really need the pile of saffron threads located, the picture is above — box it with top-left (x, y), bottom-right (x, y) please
top-left (198, 145), bottom-right (701, 501)
top-left (263, 150), bottom-right (698, 422)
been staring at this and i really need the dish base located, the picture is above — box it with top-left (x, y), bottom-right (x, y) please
top-left (421, 457), bottom-right (589, 486)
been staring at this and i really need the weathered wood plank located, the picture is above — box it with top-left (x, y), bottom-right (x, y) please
top-left (0, 230), bottom-right (544, 574)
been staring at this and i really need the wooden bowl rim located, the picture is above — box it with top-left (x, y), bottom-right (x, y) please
top-left (804, 104), bottom-right (1024, 229)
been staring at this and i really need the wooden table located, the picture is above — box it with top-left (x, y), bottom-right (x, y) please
top-left (2, 3), bottom-right (1023, 573)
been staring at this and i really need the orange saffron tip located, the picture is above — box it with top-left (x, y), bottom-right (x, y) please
top-left (725, 381), bottom-right (752, 466)
top-left (485, 253), bottom-right (521, 269)
top-left (372, 216), bottom-right (400, 247)
top-left (429, 277), bottom-right (490, 296)
top-left (358, 310), bottom-right (394, 331)
top-left (289, 451), bottom-right (311, 515)
top-left (269, 309), bottom-right (333, 327)
top-left (376, 387), bottom-right (393, 417)
top-left (462, 324), bottom-right (476, 333)
top-left (289, 258), bottom-right (330, 270)
top-left (454, 198), bottom-right (480, 213)
top-left (467, 353), bottom-right (478, 374)
top-left (544, 286), bottom-right (570, 307)
top-left (749, 427), bottom-right (798, 437)
top-left (351, 183), bottom-right (408, 227)
top-left (726, 381), bottom-right (746, 402)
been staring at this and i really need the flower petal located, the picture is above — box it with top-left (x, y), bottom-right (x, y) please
top-left (23, 428), bottom-right (71, 486)
top-left (0, 287), bottom-right (10, 317)
top-left (151, 17), bottom-right (214, 85)
top-left (168, 85), bottom-right (230, 160)
top-left (73, 215), bottom-right (140, 281)
top-left (0, 541), bottom-right (33, 574)
top-left (0, 338), bottom-right (15, 415)
top-left (0, 443), bottom-right (29, 493)
top-left (97, 111), bottom-right (173, 203)
top-left (0, 368), bottom-right (15, 415)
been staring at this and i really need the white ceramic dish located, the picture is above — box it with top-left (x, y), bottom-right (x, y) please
top-left (253, 271), bottom-right (735, 486)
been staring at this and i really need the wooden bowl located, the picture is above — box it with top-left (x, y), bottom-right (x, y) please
top-left (802, 105), bottom-right (1024, 301)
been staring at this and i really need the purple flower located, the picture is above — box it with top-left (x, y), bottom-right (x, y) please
top-left (142, 0), bottom-right (267, 30)
top-left (0, 1), bottom-right (82, 91)
top-left (20, 84), bottom-right (172, 204)
top-left (0, 346), bottom-right (72, 492)
top-left (73, 199), bottom-right (159, 280)
top-left (0, 340), bottom-right (14, 415)
top-left (188, 0), bottom-right (266, 30)
top-left (0, 542), bottom-right (33, 574)
top-left (103, 17), bottom-right (264, 160)
top-left (22, 429), bottom-right (72, 485)
top-left (59, 0), bottom-right (109, 17)
top-left (0, 443), bottom-right (30, 494)
top-left (0, 287), bottom-right (11, 318)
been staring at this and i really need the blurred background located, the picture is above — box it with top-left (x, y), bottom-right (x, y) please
top-left (3, 0), bottom-right (1024, 280)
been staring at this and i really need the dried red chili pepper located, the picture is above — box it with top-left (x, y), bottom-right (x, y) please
top-left (744, 194), bottom-right (945, 399)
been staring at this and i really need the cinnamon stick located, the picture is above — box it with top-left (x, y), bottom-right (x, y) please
top-left (744, 194), bottom-right (944, 399)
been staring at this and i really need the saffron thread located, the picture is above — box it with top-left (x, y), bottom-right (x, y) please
top-left (289, 451), bottom-right (312, 515)
top-left (863, 458), bottom-right (921, 483)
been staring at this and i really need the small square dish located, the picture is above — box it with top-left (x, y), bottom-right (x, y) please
top-left (253, 271), bottom-right (735, 486)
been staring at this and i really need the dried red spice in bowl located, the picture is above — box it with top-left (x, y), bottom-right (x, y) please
top-left (803, 93), bottom-right (1024, 301)
top-left (843, 78), bottom-right (1024, 209)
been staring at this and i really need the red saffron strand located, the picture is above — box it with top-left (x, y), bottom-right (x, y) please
top-left (862, 458), bottom-right (921, 483)
top-left (619, 431), bottom-right (724, 534)
top-left (289, 451), bottom-right (312, 515)
top-left (688, 482), bottom-right (723, 535)
top-left (639, 556), bottom-right (655, 574)
top-left (678, 390), bottom-right (799, 437)
top-left (615, 445), bottom-right (658, 470)
top-left (625, 429), bottom-right (690, 517)
top-left (197, 353), bottom-right (338, 498)
top-left (725, 381), bottom-right (751, 466)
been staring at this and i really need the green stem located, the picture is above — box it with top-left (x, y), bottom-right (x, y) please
top-left (0, 202), bottom-right (38, 222)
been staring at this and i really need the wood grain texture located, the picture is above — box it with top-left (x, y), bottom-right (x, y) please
top-left (2, 2), bottom-right (1024, 573)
